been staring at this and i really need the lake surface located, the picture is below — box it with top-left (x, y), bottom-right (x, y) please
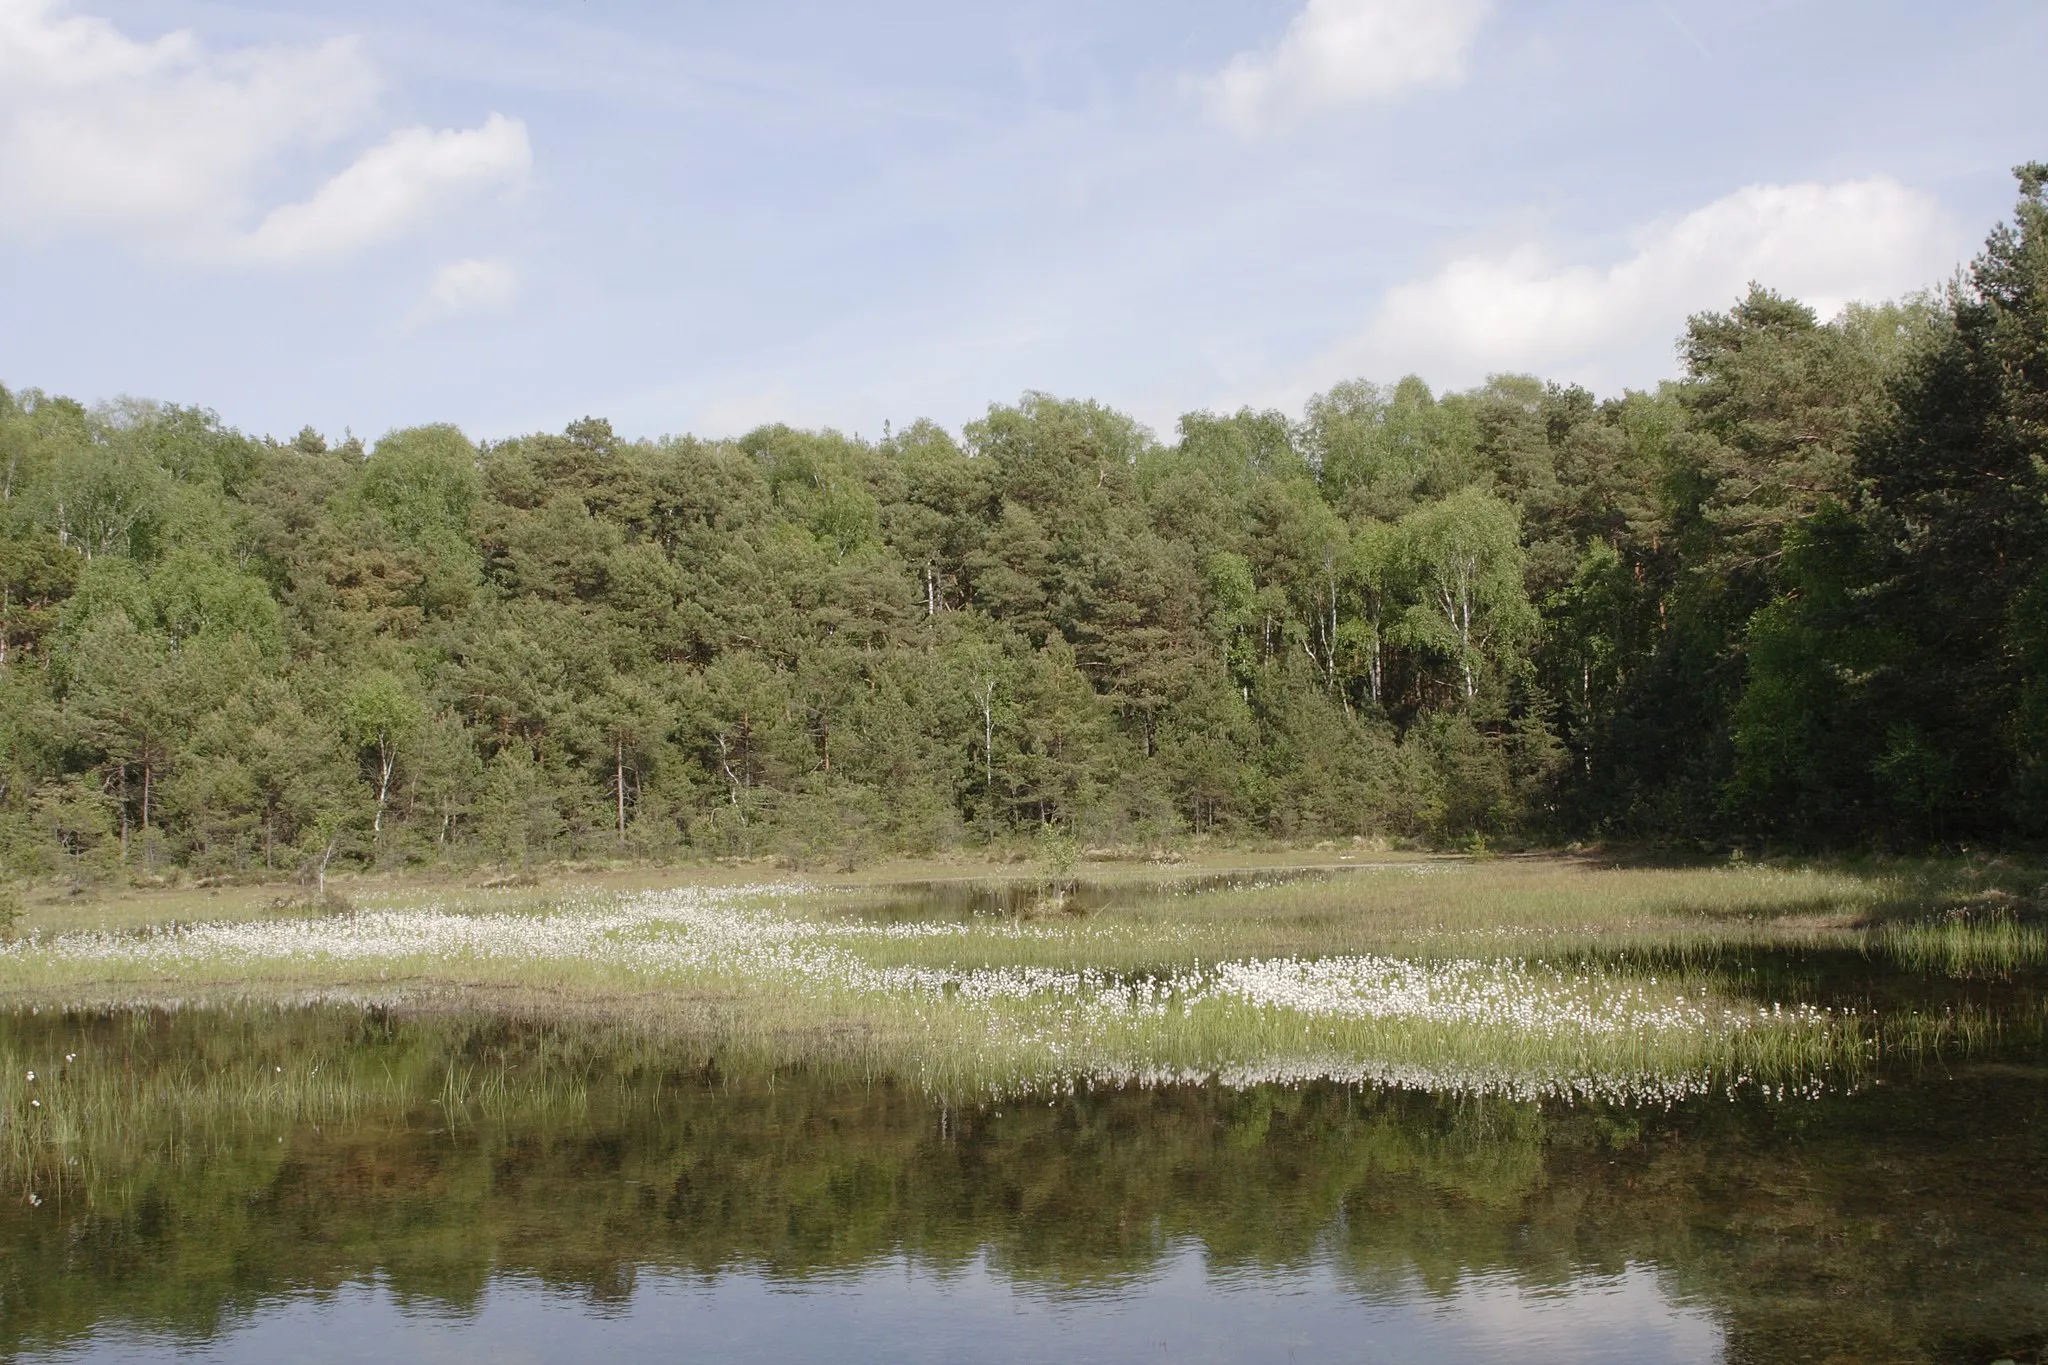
top-left (2, 1000), bottom-right (2044, 1364)
top-left (2, 900), bottom-right (2045, 1365)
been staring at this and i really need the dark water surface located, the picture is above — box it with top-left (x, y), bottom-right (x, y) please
top-left (840, 864), bottom-right (1375, 921)
top-left (2, 989), bottom-right (2045, 1363)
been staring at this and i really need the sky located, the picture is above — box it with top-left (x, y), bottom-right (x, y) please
top-left (1, 0), bottom-right (2043, 446)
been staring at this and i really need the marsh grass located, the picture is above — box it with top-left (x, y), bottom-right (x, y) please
top-left (1877, 920), bottom-right (2048, 976)
top-left (821, 859), bottom-right (2043, 981)
top-left (828, 862), bottom-right (1879, 972)
top-left (0, 858), bottom-right (2039, 1146)
top-left (3, 988), bottom-right (2031, 1212)
top-left (0, 1009), bottom-right (709, 1203)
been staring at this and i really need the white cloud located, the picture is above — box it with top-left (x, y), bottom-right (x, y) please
top-left (0, 0), bottom-right (527, 263)
top-left (1205, 0), bottom-right (1490, 133)
top-left (0, 0), bottom-right (373, 237)
top-left (412, 258), bottom-right (519, 323)
top-left (1325, 177), bottom-right (1968, 393)
top-left (245, 116), bottom-right (530, 264)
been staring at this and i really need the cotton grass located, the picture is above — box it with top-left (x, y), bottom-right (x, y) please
top-left (0, 884), bottom-right (1874, 1104)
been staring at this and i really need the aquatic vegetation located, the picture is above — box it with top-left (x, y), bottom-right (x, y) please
top-left (3, 1015), bottom-right (2044, 1365)
top-left (0, 865), bottom-right (2036, 1365)
top-left (0, 882), bottom-right (1889, 1105)
top-left (1875, 918), bottom-right (2048, 976)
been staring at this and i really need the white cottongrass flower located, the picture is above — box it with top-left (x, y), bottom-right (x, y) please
top-left (2, 885), bottom-right (1841, 1104)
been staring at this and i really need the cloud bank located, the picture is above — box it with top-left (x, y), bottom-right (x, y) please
top-left (1327, 177), bottom-right (1967, 392)
top-left (0, 0), bottom-right (526, 263)
top-left (1206, 0), bottom-right (1491, 132)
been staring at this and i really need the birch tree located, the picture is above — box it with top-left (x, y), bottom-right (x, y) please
top-left (1399, 487), bottom-right (1534, 704)
top-left (341, 671), bottom-right (422, 840)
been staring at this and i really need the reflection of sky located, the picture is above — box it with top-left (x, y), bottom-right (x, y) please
top-left (1, 1), bottom-right (2040, 446)
top-left (33, 1250), bottom-right (1722, 1364)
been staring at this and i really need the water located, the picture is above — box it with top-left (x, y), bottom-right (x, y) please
top-left (42, 1259), bottom-right (1724, 1364)
top-left (1, 995), bottom-right (2044, 1364)
top-left (838, 864), bottom-right (1377, 922)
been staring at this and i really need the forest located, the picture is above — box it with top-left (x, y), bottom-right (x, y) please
top-left (0, 166), bottom-right (2043, 879)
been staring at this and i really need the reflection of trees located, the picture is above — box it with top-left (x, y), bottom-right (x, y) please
top-left (0, 1011), bottom-right (2042, 1363)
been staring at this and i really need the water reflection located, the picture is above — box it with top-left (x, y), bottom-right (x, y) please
top-left (843, 864), bottom-right (1374, 922)
top-left (48, 1258), bottom-right (1723, 1365)
top-left (1, 1005), bottom-right (2044, 1363)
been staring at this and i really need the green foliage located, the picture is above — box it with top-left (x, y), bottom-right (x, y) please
top-left (148, 551), bottom-right (284, 655)
top-left (355, 424), bottom-right (480, 547)
top-left (339, 669), bottom-right (422, 752)
top-left (1716, 165), bottom-right (2048, 846)
top-left (3, 175), bottom-right (2046, 866)
top-left (1397, 485), bottom-right (1535, 704)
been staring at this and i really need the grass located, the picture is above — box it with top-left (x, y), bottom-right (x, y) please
top-left (1877, 918), bottom-right (2048, 974)
top-left (0, 1009), bottom-right (665, 1204)
top-left (819, 856), bottom-right (2048, 978)
top-left (2, 856), bottom-right (2040, 1115)
top-left (831, 861), bottom-right (1879, 969)
top-left (3, 847), bottom-right (1440, 938)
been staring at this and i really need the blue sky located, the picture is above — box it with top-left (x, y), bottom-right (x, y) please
top-left (1, 0), bottom-right (2043, 445)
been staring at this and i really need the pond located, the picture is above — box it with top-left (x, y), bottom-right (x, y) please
top-left (1, 977), bottom-right (2044, 1365)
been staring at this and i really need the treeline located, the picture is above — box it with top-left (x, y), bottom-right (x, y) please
top-left (2, 169), bottom-right (2045, 877)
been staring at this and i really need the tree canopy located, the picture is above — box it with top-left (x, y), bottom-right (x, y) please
top-left (3, 168), bottom-right (2044, 877)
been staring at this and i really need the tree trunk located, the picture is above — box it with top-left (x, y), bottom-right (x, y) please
top-left (1438, 576), bottom-right (1478, 704)
top-left (314, 835), bottom-right (338, 897)
top-left (373, 737), bottom-right (395, 836)
top-left (715, 734), bottom-right (747, 822)
top-left (979, 680), bottom-right (997, 837)
top-left (1327, 572), bottom-right (1339, 693)
top-left (615, 737), bottom-right (626, 840)
top-left (1461, 593), bottom-right (1476, 701)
